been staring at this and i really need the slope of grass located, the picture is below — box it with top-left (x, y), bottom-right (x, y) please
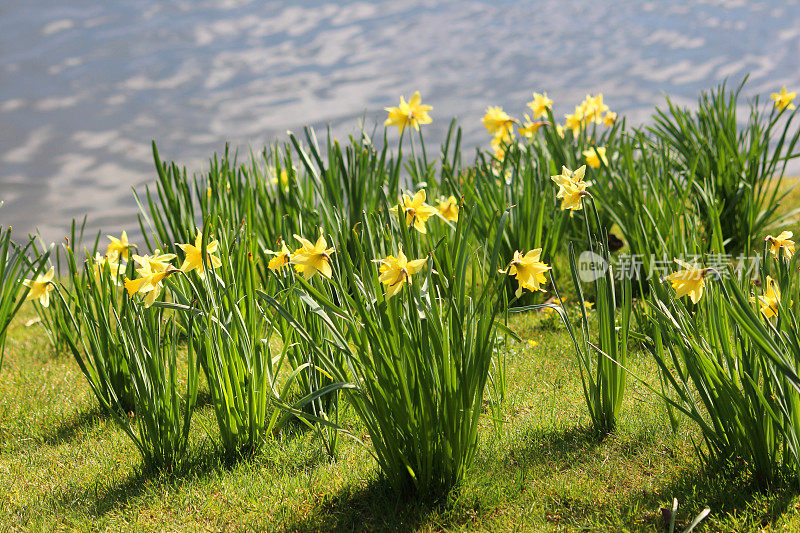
top-left (3, 299), bottom-right (800, 532)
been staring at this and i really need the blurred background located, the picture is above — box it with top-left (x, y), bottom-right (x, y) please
top-left (1, 0), bottom-right (799, 243)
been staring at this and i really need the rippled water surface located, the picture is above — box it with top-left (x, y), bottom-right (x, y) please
top-left (2, 0), bottom-right (799, 241)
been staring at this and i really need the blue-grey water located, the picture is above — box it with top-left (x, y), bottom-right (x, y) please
top-left (2, 0), bottom-right (799, 243)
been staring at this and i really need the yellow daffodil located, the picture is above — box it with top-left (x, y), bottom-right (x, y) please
top-left (771, 86), bottom-right (797, 111)
top-left (603, 111), bottom-right (617, 126)
top-left (291, 233), bottom-right (335, 280)
top-left (482, 106), bottom-right (516, 143)
top-left (373, 248), bottom-right (427, 298)
top-left (177, 232), bottom-right (222, 279)
top-left (551, 165), bottom-right (586, 186)
top-left (502, 249), bottom-right (551, 298)
top-left (765, 231), bottom-right (795, 260)
top-left (555, 123), bottom-right (565, 138)
top-left (436, 195), bottom-right (459, 222)
top-left (582, 93), bottom-right (609, 124)
top-left (132, 251), bottom-right (176, 273)
top-left (490, 134), bottom-right (507, 160)
top-left (564, 111), bottom-right (584, 136)
top-left (551, 165), bottom-right (588, 212)
top-left (124, 260), bottom-right (176, 307)
top-left (526, 92), bottom-right (553, 118)
top-left (92, 251), bottom-right (124, 286)
top-left (519, 114), bottom-right (547, 138)
top-left (583, 146), bottom-right (608, 168)
top-left (389, 190), bottom-right (439, 234)
top-left (384, 91), bottom-right (433, 134)
top-left (23, 266), bottom-right (55, 307)
top-left (265, 240), bottom-right (292, 271)
top-left (665, 259), bottom-right (710, 304)
top-left (751, 276), bottom-right (783, 319)
top-left (106, 231), bottom-right (132, 260)
top-left (556, 180), bottom-right (588, 211)
top-left (271, 167), bottom-right (290, 189)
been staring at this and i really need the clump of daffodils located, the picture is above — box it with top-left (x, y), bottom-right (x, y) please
top-left (502, 249), bottom-right (551, 298)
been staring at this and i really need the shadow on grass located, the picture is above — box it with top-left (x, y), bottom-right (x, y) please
top-left (629, 460), bottom-right (797, 531)
top-left (512, 425), bottom-right (797, 530)
top-left (285, 476), bottom-right (463, 532)
top-left (504, 424), bottom-right (603, 471)
top-left (40, 404), bottom-right (111, 446)
top-left (49, 440), bottom-right (228, 519)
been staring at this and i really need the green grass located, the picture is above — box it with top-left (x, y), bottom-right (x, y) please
top-left (4, 302), bottom-right (800, 532)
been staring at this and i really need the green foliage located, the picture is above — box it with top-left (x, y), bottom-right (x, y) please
top-left (165, 225), bottom-right (301, 456)
top-left (0, 219), bottom-right (48, 369)
top-left (651, 79), bottom-right (800, 254)
top-left (263, 207), bottom-right (510, 494)
top-left (114, 297), bottom-right (199, 470)
top-left (56, 244), bottom-right (136, 414)
top-left (646, 250), bottom-right (800, 485)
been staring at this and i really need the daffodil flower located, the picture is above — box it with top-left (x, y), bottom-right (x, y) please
top-left (482, 106), bottom-right (516, 143)
top-left (124, 261), bottom-right (177, 308)
top-left (564, 111), bottom-right (584, 136)
top-left (265, 240), bottom-right (292, 271)
top-left (750, 276), bottom-right (785, 319)
top-left (270, 167), bottom-right (290, 189)
top-left (106, 231), bottom-right (132, 260)
top-left (582, 146), bottom-right (608, 168)
top-left (436, 195), bottom-right (459, 222)
top-left (765, 231), bottom-right (795, 260)
top-left (23, 266), bottom-right (55, 307)
top-left (665, 259), bottom-right (710, 304)
top-left (133, 251), bottom-right (176, 273)
top-left (373, 248), bottom-right (427, 298)
top-left (177, 232), bottom-right (223, 279)
top-left (389, 190), bottom-right (439, 234)
top-left (92, 251), bottom-right (125, 286)
top-left (551, 166), bottom-right (590, 211)
top-left (502, 249), bottom-right (551, 298)
top-left (602, 111), bottom-right (617, 126)
top-left (519, 114), bottom-right (547, 138)
top-left (526, 92), bottom-right (553, 119)
top-left (581, 93), bottom-right (609, 124)
top-left (771, 86), bottom-right (797, 111)
top-left (290, 233), bottom-right (335, 280)
top-left (384, 91), bottom-right (433, 134)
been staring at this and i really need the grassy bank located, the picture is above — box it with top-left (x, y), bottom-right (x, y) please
top-left (3, 84), bottom-right (800, 532)
top-left (2, 302), bottom-right (800, 531)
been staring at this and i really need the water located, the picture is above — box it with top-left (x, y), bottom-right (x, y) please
top-left (1, 0), bottom-right (799, 243)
